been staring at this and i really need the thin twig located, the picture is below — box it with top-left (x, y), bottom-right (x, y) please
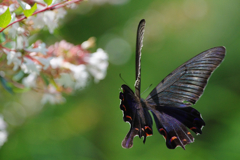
top-left (0, 0), bottom-right (83, 33)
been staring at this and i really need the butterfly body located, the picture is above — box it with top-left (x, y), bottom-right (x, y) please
top-left (119, 19), bottom-right (225, 149)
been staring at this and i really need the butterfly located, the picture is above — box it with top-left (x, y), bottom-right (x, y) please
top-left (119, 19), bottom-right (226, 149)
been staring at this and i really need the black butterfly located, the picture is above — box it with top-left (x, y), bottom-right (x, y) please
top-left (119, 19), bottom-right (226, 149)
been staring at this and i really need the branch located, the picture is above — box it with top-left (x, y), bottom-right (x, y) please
top-left (0, 0), bottom-right (83, 33)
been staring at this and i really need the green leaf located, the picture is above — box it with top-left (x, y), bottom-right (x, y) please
top-left (23, 3), bottom-right (37, 18)
top-left (41, 74), bottom-right (49, 86)
top-left (12, 70), bottom-right (25, 81)
top-left (14, 6), bottom-right (24, 15)
top-left (0, 8), bottom-right (11, 28)
top-left (12, 86), bottom-right (30, 93)
top-left (44, 0), bottom-right (53, 6)
top-left (0, 76), bottom-right (14, 94)
top-left (49, 78), bottom-right (58, 89)
top-left (0, 32), bottom-right (6, 43)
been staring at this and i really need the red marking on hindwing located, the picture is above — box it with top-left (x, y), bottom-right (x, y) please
top-left (144, 126), bottom-right (153, 136)
top-left (159, 128), bottom-right (167, 139)
top-left (122, 104), bottom-right (126, 111)
top-left (190, 127), bottom-right (197, 130)
top-left (145, 133), bottom-right (152, 137)
top-left (170, 136), bottom-right (177, 142)
top-left (126, 115), bottom-right (132, 120)
top-left (145, 126), bottom-right (152, 131)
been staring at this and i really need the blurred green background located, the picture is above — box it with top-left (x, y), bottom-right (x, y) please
top-left (1, 0), bottom-right (240, 159)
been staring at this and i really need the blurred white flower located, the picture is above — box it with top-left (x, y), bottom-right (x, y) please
top-left (16, 36), bottom-right (28, 50)
top-left (87, 48), bottom-right (108, 82)
top-left (19, 1), bottom-right (31, 10)
top-left (0, 115), bottom-right (7, 147)
top-left (69, 64), bottom-right (89, 89)
top-left (41, 93), bottom-right (66, 104)
top-left (41, 85), bottom-right (65, 104)
top-left (8, 23), bottom-right (22, 38)
top-left (26, 43), bottom-right (48, 55)
top-left (55, 73), bottom-right (75, 88)
top-left (35, 57), bottom-right (52, 70)
top-left (5, 50), bottom-right (22, 71)
top-left (21, 57), bottom-right (41, 75)
top-left (10, 12), bottom-right (16, 23)
top-left (0, 5), bottom-right (7, 14)
top-left (50, 56), bottom-right (64, 69)
top-left (22, 73), bottom-right (37, 88)
top-left (55, 8), bottom-right (67, 19)
top-left (81, 37), bottom-right (95, 49)
top-left (67, 3), bottom-right (77, 9)
top-left (29, 5), bottom-right (67, 34)
top-left (29, 13), bottom-right (45, 29)
top-left (9, 4), bottom-right (17, 12)
top-left (43, 11), bottom-right (58, 33)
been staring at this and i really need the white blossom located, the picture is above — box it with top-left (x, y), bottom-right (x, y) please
top-left (55, 73), bottom-right (75, 88)
top-left (81, 37), bottom-right (95, 49)
top-left (5, 50), bottom-right (22, 71)
top-left (50, 56), bottom-right (64, 69)
top-left (29, 13), bottom-right (45, 29)
top-left (41, 85), bottom-right (65, 104)
top-left (21, 57), bottom-right (42, 75)
top-left (66, 3), bottom-right (77, 9)
top-left (35, 57), bottom-right (52, 70)
top-left (41, 93), bottom-right (65, 104)
top-left (8, 23), bottom-right (22, 39)
top-left (69, 64), bottom-right (89, 90)
top-left (43, 11), bottom-right (59, 33)
top-left (87, 48), bottom-right (108, 82)
top-left (19, 1), bottom-right (31, 10)
top-left (10, 12), bottom-right (16, 23)
top-left (26, 43), bottom-right (48, 55)
top-left (28, 5), bottom-right (67, 34)
top-left (22, 73), bottom-right (37, 88)
top-left (16, 35), bottom-right (28, 50)
top-left (0, 6), bottom-right (7, 14)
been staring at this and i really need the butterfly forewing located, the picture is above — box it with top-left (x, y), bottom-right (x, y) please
top-left (146, 46), bottom-right (225, 108)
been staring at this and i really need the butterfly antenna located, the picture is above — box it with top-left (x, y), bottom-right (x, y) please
top-left (119, 74), bottom-right (128, 85)
top-left (141, 84), bottom-right (152, 95)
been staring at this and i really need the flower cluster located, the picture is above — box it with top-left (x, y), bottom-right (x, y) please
top-left (3, 39), bottom-right (108, 104)
top-left (0, 0), bottom-right (109, 148)
top-left (0, 0), bottom-right (108, 104)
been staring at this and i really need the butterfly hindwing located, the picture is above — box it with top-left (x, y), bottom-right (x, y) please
top-left (148, 105), bottom-right (205, 149)
top-left (120, 85), bottom-right (153, 148)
